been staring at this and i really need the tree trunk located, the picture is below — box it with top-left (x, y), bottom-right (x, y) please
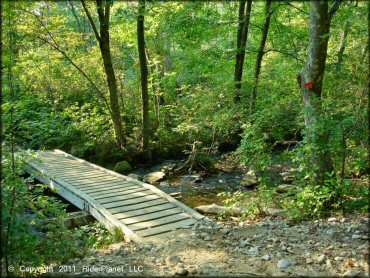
top-left (137, 0), bottom-right (151, 161)
top-left (68, 0), bottom-right (82, 33)
top-left (250, 0), bottom-right (272, 112)
top-left (83, 0), bottom-right (127, 149)
top-left (146, 48), bottom-right (160, 128)
top-left (297, 0), bottom-right (342, 184)
top-left (367, 0), bottom-right (370, 176)
top-left (234, 0), bottom-right (252, 102)
top-left (336, 20), bottom-right (350, 69)
top-left (98, 1), bottom-right (126, 149)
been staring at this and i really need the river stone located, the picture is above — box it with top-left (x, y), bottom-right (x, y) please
top-left (200, 265), bottom-right (217, 275)
top-left (261, 254), bottom-right (271, 261)
top-left (262, 207), bottom-right (287, 216)
top-left (176, 268), bottom-right (188, 276)
top-left (317, 254), bottom-right (327, 264)
top-left (277, 259), bottom-right (292, 269)
top-left (128, 173), bottom-right (143, 181)
top-left (240, 240), bottom-right (251, 248)
top-left (195, 204), bottom-right (241, 216)
top-left (342, 269), bottom-right (359, 277)
top-left (276, 184), bottom-right (296, 194)
top-left (165, 255), bottom-right (181, 266)
top-left (113, 161), bottom-right (132, 174)
top-left (143, 171), bottom-right (166, 184)
top-left (240, 170), bottom-right (257, 187)
top-left (221, 228), bottom-right (231, 234)
top-left (280, 172), bottom-right (297, 181)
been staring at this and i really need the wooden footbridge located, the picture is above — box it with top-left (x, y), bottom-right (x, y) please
top-left (23, 149), bottom-right (204, 244)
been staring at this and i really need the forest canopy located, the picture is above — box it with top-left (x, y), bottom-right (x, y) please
top-left (1, 0), bottom-right (369, 275)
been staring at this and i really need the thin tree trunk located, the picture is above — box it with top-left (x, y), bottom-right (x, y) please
top-left (137, 0), bottom-right (151, 160)
top-left (367, 0), bottom-right (370, 176)
top-left (250, 0), bottom-right (272, 113)
top-left (336, 20), bottom-right (350, 70)
top-left (234, 0), bottom-right (252, 102)
top-left (362, 45), bottom-right (368, 61)
top-left (68, 0), bottom-right (82, 33)
top-left (146, 48), bottom-right (160, 128)
top-left (81, 0), bottom-right (127, 149)
top-left (88, 20), bottom-right (93, 47)
top-left (297, 0), bottom-right (342, 184)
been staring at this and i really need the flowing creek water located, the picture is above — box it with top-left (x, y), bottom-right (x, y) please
top-left (30, 159), bottom-right (251, 223)
top-left (131, 160), bottom-right (249, 208)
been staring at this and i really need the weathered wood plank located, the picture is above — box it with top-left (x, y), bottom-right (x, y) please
top-left (41, 164), bottom-right (93, 172)
top-left (42, 169), bottom-right (95, 176)
top-left (47, 172), bottom-right (108, 179)
top-left (23, 150), bottom-right (204, 243)
top-left (64, 177), bottom-right (121, 186)
top-left (137, 218), bottom-right (196, 238)
top-left (114, 203), bottom-right (177, 220)
top-left (121, 208), bottom-right (183, 225)
top-left (48, 173), bottom-right (110, 182)
top-left (74, 181), bottom-right (135, 191)
top-left (91, 187), bottom-right (146, 199)
top-left (53, 149), bottom-right (204, 220)
top-left (83, 186), bottom-right (145, 197)
top-left (102, 194), bottom-right (159, 209)
top-left (97, 190), bottom-right (153, 204)
top-left (71, 179), bottom-right (131, 188)
top-left (62, 176), bottom-right (120, 184)
top-left (128, 213), bottom-right (190, 231)
top-left (23, 159), bottom-right (144, 243)
top-left (108, 199), bottom-right (168, 214)
top-left (78, 184), bottom-right (133, 194)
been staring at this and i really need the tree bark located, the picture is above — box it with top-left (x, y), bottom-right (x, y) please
top-left (367, 0), bottom-right (370, 176)
top-left (137, 0), bottom-right (151, 161)
top-left (297, 0), bottom-right (342, 184)
top-left (234, 0), bottom-right (252, 102)
top-left (336, 20), bottom-right (350, 69)
top-left (146, 48), bottom-right (160, 128)
top-left (250, 0), bottom-right (272, 112)
top-left (68, 0), bottom-right (82, 33)
top-left (81, 0), bottom-right (127, 149)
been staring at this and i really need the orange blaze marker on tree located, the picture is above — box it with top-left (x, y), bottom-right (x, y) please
top-left (304, 81), bottom-right (313, 89)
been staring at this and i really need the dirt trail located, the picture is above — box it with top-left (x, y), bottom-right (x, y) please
top-left (52, 213), bottom-right (369, 277)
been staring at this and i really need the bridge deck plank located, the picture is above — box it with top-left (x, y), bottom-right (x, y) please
top-left (22, 149), bottom-right (204, 243)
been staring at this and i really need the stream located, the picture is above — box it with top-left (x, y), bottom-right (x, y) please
top-left (131, 159), bottom-right (249, 208)
top-left (30, 159), bottom-right (250, 219)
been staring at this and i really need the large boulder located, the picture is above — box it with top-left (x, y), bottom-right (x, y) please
top-left (276, 184), bottom-right (297, 194)
top-left (280, 171), bottom-right (297, 182)
top-left (127, 173), bottom-right (143, 181)
top-left (161, 164), bottom-right (177, 175)
top-left (113, 161), bottom-right (132, 174)
top-left (240, 170), bottom-right (257, 188)
top-left (143, 171), bottom-right (166, 184)
top-left (195, 204), bottom-right (242, 216)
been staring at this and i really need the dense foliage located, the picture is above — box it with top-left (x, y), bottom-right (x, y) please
top-left (2, 0), bottom-right (368, 273)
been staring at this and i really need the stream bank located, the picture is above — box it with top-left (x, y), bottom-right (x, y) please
top-left (49, 214), bottom-right (369, 277)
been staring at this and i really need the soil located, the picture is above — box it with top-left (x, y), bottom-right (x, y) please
top-left (51, 214), bottom-right (369, 277)
top-left (46, 154), bottom-right (369, 277)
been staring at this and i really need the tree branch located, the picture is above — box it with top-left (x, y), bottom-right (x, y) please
top-left (80, 0), bottom-right (101, 42)
top-left (249, 22), bottom-right (263, 32)
top-left (329, 0), bottom-right (343, 21)
top-left (21, 8), bottom-right (110, 110)
top-left (36, 36), bottom-right (111, 113)
top-left (67, 0), bottom-right (82, 33)
top-left (264, 48), bottom-right (304, 62)
top-left (284, 1), bottom-right (309, 15)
